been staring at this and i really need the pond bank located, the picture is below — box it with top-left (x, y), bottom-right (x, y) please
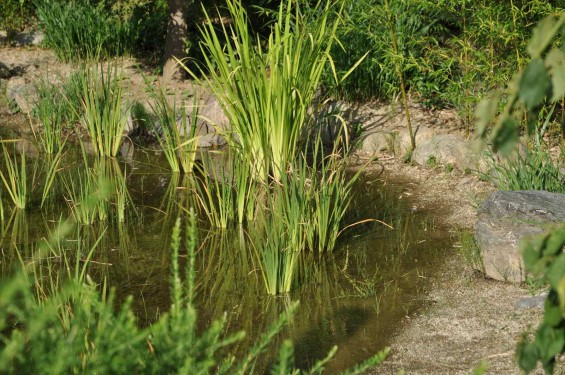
top-left (366, 157), bottom-right (555, 374)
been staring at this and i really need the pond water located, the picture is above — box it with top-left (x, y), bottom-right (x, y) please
top-left (0, 143), bottom-right (453, 373)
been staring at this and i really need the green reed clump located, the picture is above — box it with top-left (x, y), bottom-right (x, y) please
top-left (62, 168), bottom-right (109, 225)
top-left (149, 87), bottom-right (200, 174)
top-left (0, 143), bottom-right (27, 209)
top-left (0, 206), bottom-right (388, 373)
top-left (33, 81), bottom-right (67, 154)
top-left (252, 134), bottom-right (370, 295)
top-left (78, 64), bottom-right (127, 158)
top-left (62, 158), bottom-right (133, 224)
top-left (193, 161), bottom-right (236, 228)
top-left (35, 0), bottom-right (133, 62)
top-left (307, 140), bottom-right (366, 253)
top-left (484, 147), bottom-right (565, 193)
top-left (187, 0), bottom-right (345, 183)
top-left (251, 180), bottom-right (304, 295)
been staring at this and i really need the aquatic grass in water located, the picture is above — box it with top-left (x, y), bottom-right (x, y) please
top-left (0, 207), bottom-right (388, 373)
top-left (78, 64), bottom-right (127, 157)
top-left (33, 81), bottom-right (68, 154)
top-left (40, 149), bottom-right (65, 207)
top-left (95, 158), bottom-right (134, 223)
top-left (149, 87), bottom-right (200, 173)
top-left (186, 0), bottom-right (347, 183)
top-left (252, 184), bottom-right (303, 296)
top-left (62, 167), bottom-right (107, 225)
top-left (307, 137), bottom-right (368, 253)
top-left (193, 155), bottom-right (236, 228)
top-left (0, 143), bottom-right (27, 209)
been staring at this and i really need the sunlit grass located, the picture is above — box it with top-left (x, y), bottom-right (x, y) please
top-left (185, 0), bottom-right (351, 183)
top-left (0, 143), bottom-right (27, 209)
top-left (78, 64), bottom-right (127, 157)
top-left (149, 86), bottom-right (200, 173)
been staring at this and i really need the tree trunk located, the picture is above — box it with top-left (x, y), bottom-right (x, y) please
top-left (163, 0), bottom-right (188, 82)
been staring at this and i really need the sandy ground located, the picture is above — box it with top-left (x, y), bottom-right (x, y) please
top-left (365, 159), bottom-right (562, 374)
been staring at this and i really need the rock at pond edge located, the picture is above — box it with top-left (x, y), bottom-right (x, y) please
top-left (475, 190), bottom-right (565, 283)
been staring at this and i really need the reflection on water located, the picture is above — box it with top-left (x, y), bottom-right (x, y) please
top-left (0, 146), bottom-right (452, 373)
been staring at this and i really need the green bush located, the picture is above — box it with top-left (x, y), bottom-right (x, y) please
top-left (484, 148), bottom-right (565, 193)
top-left (35, 0), bottom-right (135, 61)
top-left (0, 0), bottom-right (35, 40)
top-left (317, 0), bottom-right (563, 114)
top-left (477, 13), bottom-right (565, 373)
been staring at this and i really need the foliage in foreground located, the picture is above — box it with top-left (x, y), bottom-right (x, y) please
top-left (518, 225), bottom-right (565, 374)
top-left (0, 209), bottom-right (388, 374)
top-left (477, 13), bottom-right (565, 374)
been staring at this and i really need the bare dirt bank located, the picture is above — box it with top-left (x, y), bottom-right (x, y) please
top-left (364, 158), bottom-right (559, 374)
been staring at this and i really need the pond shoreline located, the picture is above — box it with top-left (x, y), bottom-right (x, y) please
top-left (364, 156), bottom-right (555, 374)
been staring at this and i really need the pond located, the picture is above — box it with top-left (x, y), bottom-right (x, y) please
top-left (0, 143), bottom-right (453, 374)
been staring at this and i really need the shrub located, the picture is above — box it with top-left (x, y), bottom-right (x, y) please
top-left (35, 0), bottom-right (134, 62)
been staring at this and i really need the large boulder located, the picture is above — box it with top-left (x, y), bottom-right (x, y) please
top-left (6, 76), bottom-right (36, 114)
top-left (190, 94), bottom-right (229, 148)
top-left (413, 134), bottom-right (485, 172)
top-left (475, 190), bottom-right (565, 282)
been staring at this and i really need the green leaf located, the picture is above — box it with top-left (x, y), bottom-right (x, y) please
top-left (546, 48), bottom-right (565, 102)
top-left (517, 338), bottom-right (538, 373)
top-left (546, 255), bottom-right (565, 293)
top-left (519, 59), bottom-right (551, 110)
top-left (543, 299), bottom-right (563, 327)
top-left (475, 93), bottom-right (501, 137)
top-left (528, 16), bottom-right (560, 58)
top-left (536, 323), bottom-right (565, 363)
top-left (492, 117), bottom-right (519, 156)
top-left (522, 242), bottom-right (541, 271)
top-left (542, 227), bottom-right (565, 257)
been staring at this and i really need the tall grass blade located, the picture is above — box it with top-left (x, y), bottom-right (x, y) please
top-left (0, 143), bottom-right (27, 209)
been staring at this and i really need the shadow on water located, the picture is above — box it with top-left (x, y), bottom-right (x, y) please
top-left (0, 144), bottom-right (453, 373)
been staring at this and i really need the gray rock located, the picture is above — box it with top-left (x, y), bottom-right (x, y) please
top-left (185, 94), bottom-right (229, 148)
top-left (6, 77), bottom-right (36, 114)
top-left (413, 134), bottom-right (485, 171)
top-left (475, 190), bottom-right (565, 282)
top-left (515, 292), bottom-right (548, 310)
top-left (12, 31), bottom-right (44, 46)
top-left (360, 126), bottom-right (437, 157)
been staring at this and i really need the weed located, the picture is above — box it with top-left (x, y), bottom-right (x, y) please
top-left (426, 155), bottom-right (437, 168)
top-left (78, 64), bottom-right (127, 158)
top-left (148, 86), bottom-right (199, 173)
top-left (454, 229), bottom-right (484, 275)
top-left (185, 0), bottom-right (354, 183)
top-left (484, 148), bottom-right (564, 193)
top-left (0, 143), bottom-right (27, 209)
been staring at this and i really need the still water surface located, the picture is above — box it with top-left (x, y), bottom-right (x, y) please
top-left (0, 145), bottom-right (452, 373)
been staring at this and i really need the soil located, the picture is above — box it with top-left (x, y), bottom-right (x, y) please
top-left (1, 45), bottom-right (563, 374)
